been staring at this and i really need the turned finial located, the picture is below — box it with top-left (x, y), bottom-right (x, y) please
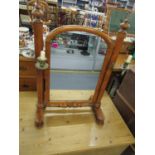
top-left (120, 19), bottom-right (130, 32)
top-left (31, 0), bottom-right (44, 21)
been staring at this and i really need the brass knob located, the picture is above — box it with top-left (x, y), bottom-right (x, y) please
top-left (120, 19), bottom-right (130, 31)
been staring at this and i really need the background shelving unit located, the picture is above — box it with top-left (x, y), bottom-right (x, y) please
top-left (107, 0), bottom-right (135, 9)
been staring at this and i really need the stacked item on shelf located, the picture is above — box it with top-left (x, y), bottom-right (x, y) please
top-left (19, 0), bottom-right (59, 29)
top-left (19, 27), bottom-right (35, 59)
top-left (19, 1), bottom-right (32, 28)
top-left (77, 0), bottom-right (104, 11)
top-left (47, 0), bottom-right (59, 28)
top-left (107, 0), bottom-right (135, 9)
top-left (75, 11), bottom-right (85, 25)
top-left (83, 11), bottom-right (105, 29)
top-left (19, 24), bottom-right (50, 59)
top-left (58, 7), bottom-right (78, 25)
top-left (57, 8), bottom-right (105, 28)
top-left (57, 0), bottom-right (106, 27)
top-left (59, 0), bottom-right (105, 12)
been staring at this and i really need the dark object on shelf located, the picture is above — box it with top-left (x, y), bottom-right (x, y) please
top-left (113, 68), bottom-right (135, 135)
top-left (80, 50), bottom-right (90, 56)
top-left (66, 49), bottom-right (74, 54)
top-left (79, 41), bottom-right (89, 56)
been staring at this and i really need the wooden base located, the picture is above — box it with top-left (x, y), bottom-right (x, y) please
top-left (47, 100), bottom-right (91, 107)
top-left (35, 105), bottom-right (104, 127)
top-left (35, 91), bottom-right (105, 127)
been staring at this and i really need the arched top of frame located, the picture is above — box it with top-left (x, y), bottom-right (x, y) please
top-left (45, 25), bottom-right (112, 47)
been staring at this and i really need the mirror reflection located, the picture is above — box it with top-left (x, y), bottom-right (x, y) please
top-left (49, 31), bottom-right (107, 101)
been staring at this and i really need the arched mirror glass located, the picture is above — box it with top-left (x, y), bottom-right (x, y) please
top-left (49, 31), bottom-right (108, 101)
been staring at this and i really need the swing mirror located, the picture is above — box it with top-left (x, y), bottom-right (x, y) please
top-left (44, 26), bottom-right (113, 106)
top-left (49, 31), bottom-right (108, 101)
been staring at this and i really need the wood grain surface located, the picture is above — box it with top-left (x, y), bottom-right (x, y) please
top-left (20, 90), bottom-right (134, 155)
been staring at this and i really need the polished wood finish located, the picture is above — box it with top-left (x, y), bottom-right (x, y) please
top-left (47, 100), bottom-right (92, 107)
top-left (95, 28), bottom-right (127, 105)
top-left (35, 70), bottom-right (44, 127)
top-left (31, 1), bottom-right (44, 127)
top-left (92, 28), bottom-right (128, 124)
top-left (20, 91), bottom-right (134, 155)
top-left (19, 77), bottom-right (36, 91)
top-left (19, 55), bottom-right (35, 61)
top-left (33, 21), bottom-right (43, 57)
top-left (91, 47), bottom-right (113, 105)
top-left (19, 60), bottom-right (37, 76)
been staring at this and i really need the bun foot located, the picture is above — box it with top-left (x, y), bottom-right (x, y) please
top-left (35, 108), bottom-right (44, 128)
top-left (93, 106), bottom-right (104, 125)
top-left (35, 119), bottom-right (44, 128)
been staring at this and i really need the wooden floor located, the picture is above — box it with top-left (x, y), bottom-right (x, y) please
top-left (19, 90), bottom-right (134, 155)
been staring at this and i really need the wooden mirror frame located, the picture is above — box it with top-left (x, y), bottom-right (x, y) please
top-left (44, 26), bottom-right (113, 106)
top-left (32, 1), bottom-right (129, 128)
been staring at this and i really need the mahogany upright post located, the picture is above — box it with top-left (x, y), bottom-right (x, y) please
top-left (92, 19), bottom-right (130, 125)
top-left (31, 1), bottom-right (44, 127)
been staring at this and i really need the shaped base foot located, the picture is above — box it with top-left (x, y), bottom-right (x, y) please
top-left (92, 103), bottom-right (104, 125)
top-left (35, 105), bottom-right (44, 128)
top-left (35, 119), bottom-right (44, 128)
